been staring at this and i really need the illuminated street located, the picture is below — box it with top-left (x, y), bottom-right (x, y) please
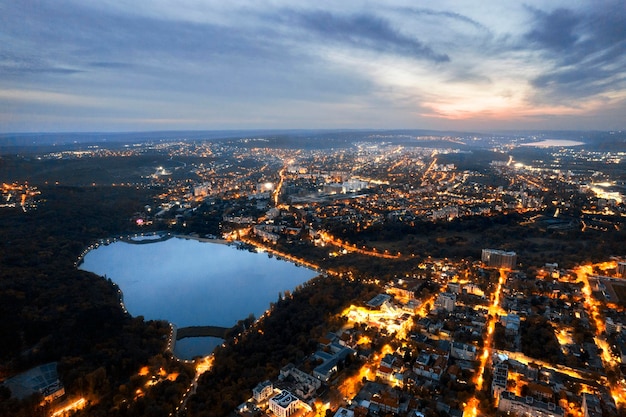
top-left (273, 166), bottom-right (286, 207)
top-left (173, 355), bottom-right (214, 417)
top-left (317, 231), bottom-right (401, 259)
top-left (51, 398), bottom-right (86, 417)
top-left (239, 237), bottom-right (323, 272)
top-left (574, 262), bottom-right (626, 407)
top-left (464, 268), bottom-right (508, 417)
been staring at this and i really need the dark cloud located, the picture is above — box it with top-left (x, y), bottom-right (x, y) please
top-left (525, 3), bottom-right (626, 102)
top-left (0, 1), bottom-right (376, 106)
top-left (283, 10), bottom-right (450, 63)
top-left (2, 1), bottom-right (625, 131)
top-left (525, 8), bottom-right (580, 50)
top-left (0, 1), bottom-right (281, 73)
top-left (532, 67), bottom-right (626, 99)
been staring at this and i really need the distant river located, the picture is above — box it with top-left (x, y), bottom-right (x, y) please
top-left (79, 237), bottom-right (318, 359)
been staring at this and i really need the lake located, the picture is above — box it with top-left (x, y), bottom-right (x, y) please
top-left (520, 139), bottom-right (584, 147)
top-left (79, 237), bottom-right (318, 359)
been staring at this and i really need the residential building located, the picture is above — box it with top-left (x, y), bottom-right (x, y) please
top-left (193, 183), bottom-right (210, 197)
top-left (450, 342), bottom-right (477, 361)
top-left (252, 380), bottom-right (273, 403)
top-left (491, 362), bottom-right (508, 404)
top-left (370, 390), bottom-right (400, 414)
top-left (312, 343), bottom-right (356, 382)
top-left (527, 382), bottom-right (554, 402)
top-left (278, 364), bottom-right (320, 400)
top-left (269, 390), bottom-right (300, 417)
top-left (253, 225), bottom-right (280, 243)
top-left (501, 314), bottom-right (521, 336)
top-left (413, 346), bottom-right (449, 381)
top-left (482, 249), bottom-right (517, 269)
top-left (387, 285), bottom-right (416, 302)
top-left (447, 282), bottom-right (461, 294)
top-left (463, 283), bottom-right (485, 297)
top-left (498, 391), bottom-right (564, 417)
top-left (333, 408), bottom-right (355, 417)
top-left (435, 292), bottom-right (456, 312)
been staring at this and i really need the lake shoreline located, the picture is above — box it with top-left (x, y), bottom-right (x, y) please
top-left (78, 235), bottom-right (318, 359)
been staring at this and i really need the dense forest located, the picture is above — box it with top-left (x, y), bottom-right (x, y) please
top-left (315, 210), bottom-right (626, 272)
top-left (0, 185), bottom-right (191, 417)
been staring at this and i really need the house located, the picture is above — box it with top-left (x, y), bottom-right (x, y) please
top-left (450, 342), bottom-right (477, 361)
top-left (370, 390), bottom-right (400, 414)
top-left (376, 364), bottom-right (394, 382)
top-left (333, 407), bottom-right (354, 417)
top-left (413, 346), bottom-right (449, 381)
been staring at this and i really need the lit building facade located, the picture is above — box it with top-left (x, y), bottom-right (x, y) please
top-left (252, 380), bottom-right (273, 403)
top-left (269, 390), bottom-right (300, 417)
top-left (482, 249), bottom-right (517, 269)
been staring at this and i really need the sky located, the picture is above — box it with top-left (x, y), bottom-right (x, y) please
top-left (1, 0), bottom-right (625, 133)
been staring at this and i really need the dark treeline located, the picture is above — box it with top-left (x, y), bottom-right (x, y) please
top-left (0, 185), bottom-right (187, 416)
top-left (321, 211), bottom-right (626, 270)
top-left (0, 154), bottom-right (191, 186)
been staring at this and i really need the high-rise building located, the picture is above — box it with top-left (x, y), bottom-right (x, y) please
top-left (482, 249), bottom-right (517, 269)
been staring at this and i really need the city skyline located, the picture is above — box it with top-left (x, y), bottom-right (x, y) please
top-left (1, 0), bottom-right (625, 133)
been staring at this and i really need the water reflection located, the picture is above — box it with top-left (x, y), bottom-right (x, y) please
top-left (80, 237), bottom-right (317, 359)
